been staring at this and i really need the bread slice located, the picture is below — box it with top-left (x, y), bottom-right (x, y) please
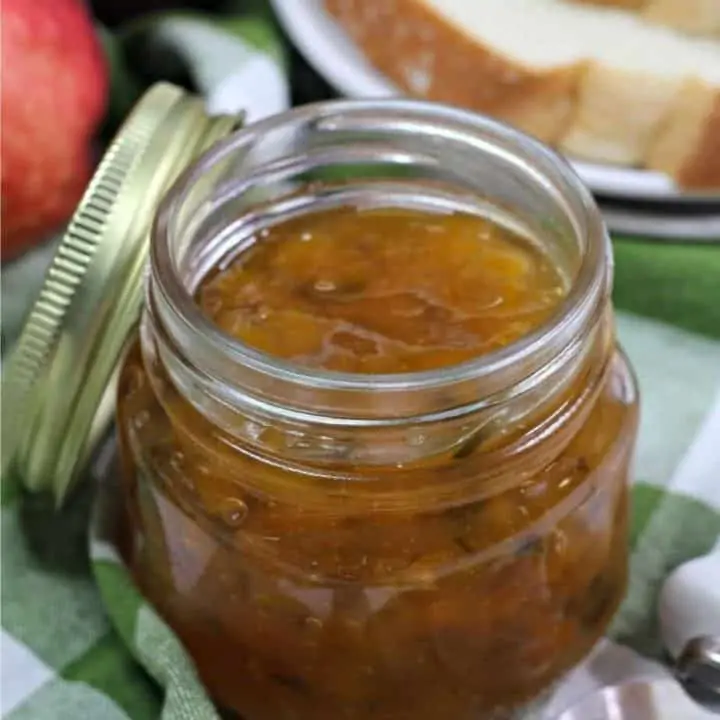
top-left (327, 0), bottom-right (586, 144)
top-left (559, 67), bottom-right (684, 166)
top-left (571, 0), bottom-right (720, 37)
top-left (647, 79), bottom-right (720, 187)
top-left (324, 0), bottom-right (720, 189)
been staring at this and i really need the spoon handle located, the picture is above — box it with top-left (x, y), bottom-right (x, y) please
top-left (658, 544), bottom-right (720, 706)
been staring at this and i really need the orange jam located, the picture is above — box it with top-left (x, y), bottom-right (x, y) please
top-left (198, 207), bottom-right (566, 373)
top-left (118, 204), bottom-right (638, 720)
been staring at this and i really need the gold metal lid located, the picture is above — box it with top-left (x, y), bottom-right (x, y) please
top-left (2, 82), bottom-right (242, 503)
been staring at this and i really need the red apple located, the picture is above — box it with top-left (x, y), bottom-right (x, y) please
top-left (1, 0), bottom-right (108, 261)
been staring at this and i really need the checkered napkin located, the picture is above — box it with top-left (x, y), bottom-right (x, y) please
top-left (2, 4), bottom-right (719, 718)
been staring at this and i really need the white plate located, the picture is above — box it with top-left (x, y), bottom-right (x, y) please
top-left (271, 0), bottom-right (718, 204)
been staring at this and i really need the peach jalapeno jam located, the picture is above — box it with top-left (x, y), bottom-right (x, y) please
top-left (116, 101), bottom-right (638, 720)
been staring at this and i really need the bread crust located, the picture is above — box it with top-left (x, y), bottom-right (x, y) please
top-left (644, 0), bottom-right (720, 37)
top-left (570, 0), bottom-right (646, 8)
top-left (324, 0), bottom-right (720, 189)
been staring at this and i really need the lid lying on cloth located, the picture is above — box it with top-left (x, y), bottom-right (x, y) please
top-left (2, 82), bottom-right (242, 503)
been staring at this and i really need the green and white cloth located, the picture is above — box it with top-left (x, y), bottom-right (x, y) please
top-left (2, 4), bottom-right (720, 718)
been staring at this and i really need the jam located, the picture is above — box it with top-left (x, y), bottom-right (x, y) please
top-left (198, 207), bottom-right (566, 373)
top-left (118, 205), bottom-right (636, 720)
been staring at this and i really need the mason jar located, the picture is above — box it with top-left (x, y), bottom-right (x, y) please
top-left (115, 99), bottom-right (639, 720)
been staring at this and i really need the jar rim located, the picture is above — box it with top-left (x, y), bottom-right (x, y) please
top-left (151, 98), bottom-right (610, 397)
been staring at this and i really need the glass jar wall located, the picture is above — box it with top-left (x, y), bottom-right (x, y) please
top-left (116, 100), bottom-right (639, 720)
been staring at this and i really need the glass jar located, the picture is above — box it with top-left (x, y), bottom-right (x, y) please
top-left (116, 100), bottom-right (639, 720)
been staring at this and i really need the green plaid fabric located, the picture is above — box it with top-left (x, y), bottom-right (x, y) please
top-left (2, 5), bottom-right (719, 719)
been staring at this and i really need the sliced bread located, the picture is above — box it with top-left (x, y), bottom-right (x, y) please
top-left (325, 0), bottom-right (720, 188)
top-left (647, 79), bottom-right (720, 187)
top-left (571, 0), bottom-right (720, 37)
